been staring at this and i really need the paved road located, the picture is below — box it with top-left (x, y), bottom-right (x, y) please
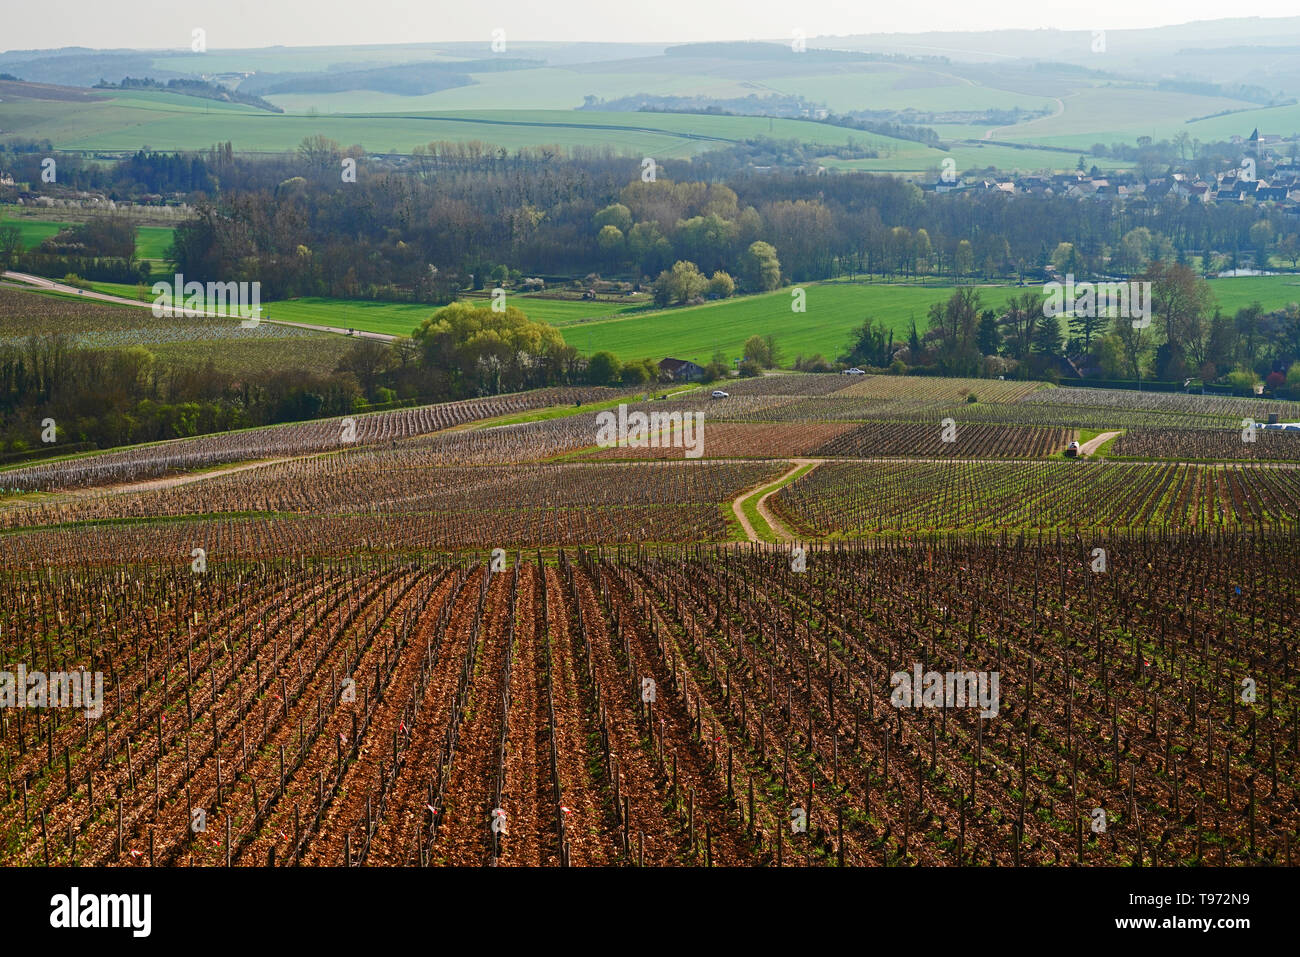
top-left (2, 271), bottom-right (397, 342)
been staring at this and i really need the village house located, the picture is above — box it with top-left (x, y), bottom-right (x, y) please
top-left (657, 357), bottom-right (706, 382)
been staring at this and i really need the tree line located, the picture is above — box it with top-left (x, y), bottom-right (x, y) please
top-left (842, 262), bottom-right (1300, 391)
top-left (7, 135), bottom-right (1294, 302)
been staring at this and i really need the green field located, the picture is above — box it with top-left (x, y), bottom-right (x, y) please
top-left (134, 225), bottom-right (175, 260)
top-left (547, 274), bottom-right (1300, 365)
top-left (460, 294), bottom-right (646, 324)
top-left (2, 218), bottom-right (73, 250)
top-left (556, 282), bottom-right (1024, 364)
top-left (0, 213), bottom-right (174, 260)
top-left (1208, 275), bottom-right (1300, 313)
top-left (766, 63), bottom-right (1057, 115)
top-left (265, 68), bottom-right (757, 114)
top-left (0, 79), bottom-right (1263, 178)
top-left (68, 283), bottom-right (649, 333)
top-left (256, 292), bottom-right (642, 336)
top-left (0, 87), bottom-right (922, 161)
top-left (65, 274), bottom-right (1300, 367)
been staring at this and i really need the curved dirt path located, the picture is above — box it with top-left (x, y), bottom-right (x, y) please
top-left (731, 459), bottom-right (818, 543)
top-left (755, 460), bottom-right (820, 542)
top-left (1077, 430), bottom-right (1122, 458)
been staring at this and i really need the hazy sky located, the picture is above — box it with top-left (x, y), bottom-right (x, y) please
top-left (6, 1), bottom-right (1300, 52)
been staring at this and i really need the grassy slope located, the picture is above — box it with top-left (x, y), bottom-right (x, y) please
top-left (996, 88), bottom-right (1267, 150)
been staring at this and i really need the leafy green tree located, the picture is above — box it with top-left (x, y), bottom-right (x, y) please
top-left (1286, 362), bottom-right (1300, 391)
top-left (627, 221), bottom-right (673, 275)
top-left (913, 228), bottom-right (933, 277)
top-left (704, 349), bottom-right (730, 381)
top-left (1144, 260), bottom-right (1213, 374)
top-left (764, 334), bottom-right (782, 369)
top-left (1228, 366), bottom-right (1260, 395)
top-left (586, 351), bottom-right (622, 386)
top-left (1051, 242), bottom-right (1080, 275)
top-left (1092, 333), bottom-right (1127, 378)
top-left (653, 260), bottom-right (708, 305)
top-left (953, 239), bottom-right (973, 280)
top-left (596, 224), bottom-right (624, 267)
top-left (619, 358), bottom-right (652, 387)
top-left (596, 225), bottom-right (624, 251)
top-left (675, 213), bottom-right (738, 273)
top-left (594, 203), bottom-right (633, 233)
top-left (1118, 227), bottom-right (1154, 274)
top-left (707, 270), bottom-right (735, 298)
top-left (743, 335), bottom-right (772, 368)
top-left (740, 241), bottom-right (781, 291)
top-left (412, 301), bottom-right (568, 395)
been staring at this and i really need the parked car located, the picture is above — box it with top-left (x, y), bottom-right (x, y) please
top-left (1064, 440), bottom-right (1080, 458)
top-left (843, 367), bottom-right (866, 375)
top-left (710, 390), bottom-right (729, 399)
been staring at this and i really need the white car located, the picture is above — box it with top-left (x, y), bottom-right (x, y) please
top-left (843, 367), bottom-right (866, 375)
top-left (710, 390), bottom-right (729, 399)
